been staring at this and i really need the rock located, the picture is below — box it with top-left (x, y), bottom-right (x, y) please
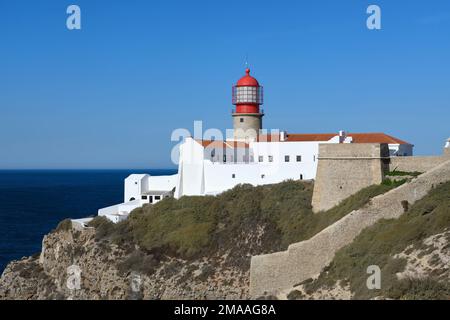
top-left (0, 226), bottom-right (250, 300)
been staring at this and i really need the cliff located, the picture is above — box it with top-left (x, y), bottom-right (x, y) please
top-left (291, 153), bottom-right (450, 300)
top-left (1, 181), bottom-right (316, 300)
top-left (281, 179), bottom-right (450, 300)
top-left (1, 177), bottom-right (448, 300)
top-left (0, 225), bottom-right (249, 299)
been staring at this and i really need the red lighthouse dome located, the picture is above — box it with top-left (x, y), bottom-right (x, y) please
top-left (236, 68), bottom-right (260, 86)
top-left (232, 68), bottom-right (263, 114)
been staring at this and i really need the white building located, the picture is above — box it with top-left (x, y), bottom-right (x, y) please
top-left (98, 174), bottom-right (177, 222)
top-left (97, 69), bottom-right (413, 222)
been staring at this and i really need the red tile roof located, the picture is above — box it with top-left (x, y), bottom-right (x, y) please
top-left (347, 133), bottom-right (410, 145)
top-left (285, 133), bottom-right (336, 142)
top-left (286, 132), bottom-right (411, 145)
top-left (195, 133), bottom-right (411, 147)
top-left (257, 134), bottom-right (282, 142)
top-left (195, 140), bottom-right (249, 149)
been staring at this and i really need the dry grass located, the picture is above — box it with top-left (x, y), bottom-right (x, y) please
top-left (304, 181), bottom-right (450, 299)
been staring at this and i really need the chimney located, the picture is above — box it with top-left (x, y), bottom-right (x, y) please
top-left (339, 130), bottom-right (347, 143)
top-left (445, 138), bottom-right (450, 156)
top-left (280, 131), bottom-right (287, 142)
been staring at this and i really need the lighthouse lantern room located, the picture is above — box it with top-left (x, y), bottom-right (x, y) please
top-left (232, 68), bottom-right (264, 141)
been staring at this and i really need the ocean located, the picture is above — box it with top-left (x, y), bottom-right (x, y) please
top-left (0, 169), bottom-right (177, 273)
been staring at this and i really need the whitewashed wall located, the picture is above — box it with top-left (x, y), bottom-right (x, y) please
top-left (124, 174), bottom-right (148, 202)
top-left (147, 174), bottom-right (178, 192)
top-left (175, 137), bottom-right (205, 198)
top-left (389, 143), bottom-right (413, 156)
top-left (180, 140), bottom-right (324, 196)
top-left (251, 141), bottom-right (320, 179)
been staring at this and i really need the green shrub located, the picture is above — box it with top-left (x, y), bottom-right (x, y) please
top-left (387, 277), bottom-right (450, 300)
top-left (196, 264), bottom-right (215, 282)
top-left (287, 290), bottom-right (304, 300)
top-left (88, 179), bottom-right (405, 264)
top-left (124, 181), bottom-right (315, 259)
top-left (55, 219), bottom-right (72, 232)
top-left (88, 216), bottom-right (116, 241)
top-left (117, 249), bottom-right (159, 276)
top-left (382, 178), bottom-right (407, 186)
top-left (386, 170), bottom-right (422, 177)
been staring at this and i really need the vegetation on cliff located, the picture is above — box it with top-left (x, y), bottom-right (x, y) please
top-left (386, 169), bottom-right (422, 177)
top-left (301, 181), bottom-right (450, 300)
top-left (1, 177), bottom-right (427, 300)
top-left (88, 179), bottom-right (404, 273)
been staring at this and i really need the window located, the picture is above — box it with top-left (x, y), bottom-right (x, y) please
top-left (223, 155), bottom-right (227, 162)
top-left (296, 155), bottom-right (302, 162)
top-left (149, 196), bottom-right (153, 203)
top-left (268, 156), bottom-right (273, 162)
top-left (129, 197), bottom-right (135, 201)
top-left (211, 149), bottom-right (215, 158)
top-left (285, 155), bottom-right (290, 162)
top-left (240, 118), bottom-right (244, 123)
top-left (261, 174), bottom-right (265, 179)
top-left (134, 182), bottom-right (138, 185)
top-left (258, 156), bottom-right (263, 162)
top-left (141, 196), bottom-right (148, 200)
top-left (233, 86), bottom-right (262, 104)
top-left (300, 174), bottom-right (303, 180)
top-left (155, 195), bottom-right (161, 200)
top-left (232, 174), bottom-right (236, 178)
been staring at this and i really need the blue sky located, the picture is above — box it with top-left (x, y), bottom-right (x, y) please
top-left (1, 0), bottom-right (449, 169)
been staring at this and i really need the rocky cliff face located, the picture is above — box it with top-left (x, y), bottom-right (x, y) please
top-left (282, 231), bottom-right (450, 300)
top-left (0, 225), bottom-right (253, 300)
top-left (1, 181), bottom-right (313, 300)
top-left (4, 225), bottom-right (447, 300)
top-left (1, 179), bottom-right (448, 300)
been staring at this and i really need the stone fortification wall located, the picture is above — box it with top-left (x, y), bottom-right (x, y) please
top-left (311, 143), bottom-right (389, 213)
top-left (250, 159), bottom-right (450, 297)
top-left (389, 154), bottom-right (449, 173)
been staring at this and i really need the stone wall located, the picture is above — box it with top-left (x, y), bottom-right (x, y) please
top-left (311, 143), bottom-right (389, 213)
top-left (389, 154), bottom-right (449, 173)
top-left (232, 113), bottom-right (262, 140)
top-left (249, 159), bottom-right (450, 297)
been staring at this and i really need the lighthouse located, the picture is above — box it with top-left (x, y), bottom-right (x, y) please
top-left (232, 68), bottom-right (264, 141)
top-left (97, 67), bottom-right (416, 222)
